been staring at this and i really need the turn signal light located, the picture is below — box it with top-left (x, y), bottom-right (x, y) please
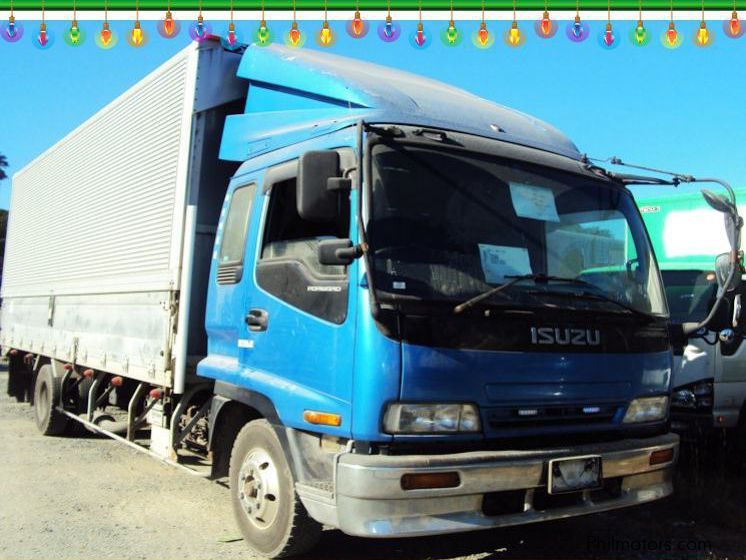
top-left (401, 472), bottom-right (460, 490)
top-left (304, 410), bottom-right (342, 427)
top-left (649, 448), bottom-right (674, 465)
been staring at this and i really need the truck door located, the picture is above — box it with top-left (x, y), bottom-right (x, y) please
top-left (205, 180), bottom-right (260, 365)
top-left (239, 151), bottom-right (356, 437)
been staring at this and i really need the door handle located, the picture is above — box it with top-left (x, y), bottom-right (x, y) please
top-left (245, 309), bottom-right (269, 332)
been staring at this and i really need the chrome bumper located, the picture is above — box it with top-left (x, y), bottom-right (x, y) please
top-left (303, 433), bottom-right (678, 538)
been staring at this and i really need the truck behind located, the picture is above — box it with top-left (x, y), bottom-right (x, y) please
top-left (637, 191), bottom-right (746, 452)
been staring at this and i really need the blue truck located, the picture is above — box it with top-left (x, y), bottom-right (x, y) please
top-left (3, 40), bottom-right (741, 557)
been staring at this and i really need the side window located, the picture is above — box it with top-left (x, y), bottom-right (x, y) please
top-left (217, 184), bottom-right (256, 285)
top-left (256, 165), bottom-right (351, 324)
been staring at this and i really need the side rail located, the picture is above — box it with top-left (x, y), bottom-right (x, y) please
top-left (3, 351), bottom-right (215, 476)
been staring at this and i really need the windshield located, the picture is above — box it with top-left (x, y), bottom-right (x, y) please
top-left (660, 269), bottom-right (717, 323)
top-left (368, 143), bottom-right (668, 317)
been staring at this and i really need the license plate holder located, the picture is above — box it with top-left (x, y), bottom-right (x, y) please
top-left (548, 455), bottom-right (602, 494)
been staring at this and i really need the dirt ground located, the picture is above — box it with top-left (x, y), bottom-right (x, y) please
top-left (1, 369), bottom-right (746, 560)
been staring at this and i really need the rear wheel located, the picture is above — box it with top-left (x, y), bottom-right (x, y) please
top-left (229, 419), bottom-right (321, 558)
top-left (33, 365), bottom-right (69, 436)
top-left (7, 354), bottom-right (31, 403)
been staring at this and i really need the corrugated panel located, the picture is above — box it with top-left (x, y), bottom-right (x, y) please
top-left (2, 46), bottom-right (196, 298)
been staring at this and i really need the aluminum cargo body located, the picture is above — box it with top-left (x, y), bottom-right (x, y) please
top-left (1, 41), bottom-right (246, 389)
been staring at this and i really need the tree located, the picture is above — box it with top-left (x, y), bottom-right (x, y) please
top-left (0, 153), bottom-right (7, 181)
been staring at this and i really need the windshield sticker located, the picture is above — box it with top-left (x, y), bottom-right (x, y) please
top-left (392, 281), bottom-right (407, 290)
top-left (478, 244), bottom-right (532, 284)
top-left (509, 183), bottom-right (560, 223)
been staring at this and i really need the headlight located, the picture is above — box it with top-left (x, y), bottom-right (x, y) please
top-left (622, 396), bottom-right (669, 424)
top-left (383, 403), bottom-right (481, 434)
top-left (671, 389), bottom-right (697, 409)
top-left (671, 380), bottom-right (713, 410)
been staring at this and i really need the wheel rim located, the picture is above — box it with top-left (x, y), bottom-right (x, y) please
top-left (238, 447), bottom-right (281, 530)
top-left (36, 382), bottom-right (49, 424)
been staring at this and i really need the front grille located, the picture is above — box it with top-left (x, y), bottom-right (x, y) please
top-left (486, 403), bottom-right (623, 429)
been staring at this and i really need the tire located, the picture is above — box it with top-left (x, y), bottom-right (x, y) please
top-left (33, 365), bottom-right (69, 436)
top-left (7, 370), bottom-right (25, 403)
top-left (229, 419), bottom-right (321, 558)
top-left (7, 354), bottom-right (31, 403)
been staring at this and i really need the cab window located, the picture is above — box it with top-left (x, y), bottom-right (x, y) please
top-left (217, 184), bottom-right (256, 284)
top-left (256, 161), bottom-right (350, 324)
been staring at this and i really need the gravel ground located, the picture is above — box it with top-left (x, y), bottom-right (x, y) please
top-left (1, 369), bottom-right (746, 560)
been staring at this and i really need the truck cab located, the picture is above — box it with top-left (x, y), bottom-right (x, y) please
top-left (197, 45), bottom-right (679, 556)
top-left (637, 192), bottom-right (746, 446)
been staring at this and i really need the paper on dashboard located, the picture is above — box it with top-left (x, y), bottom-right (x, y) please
top-left (478, 244), bottom-right (532, 284)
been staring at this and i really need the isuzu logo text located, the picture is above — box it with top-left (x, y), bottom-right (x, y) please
top-left (530, 327), bottom-right (601, 346)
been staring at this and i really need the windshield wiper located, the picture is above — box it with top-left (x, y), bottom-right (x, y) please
top-left (453, 273), bottom-right (592, 314)
top-left (530, 289), bottom-right (657, 322)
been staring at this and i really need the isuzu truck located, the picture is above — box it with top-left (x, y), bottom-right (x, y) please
top-left (3, 40), bottom-right (742, 558)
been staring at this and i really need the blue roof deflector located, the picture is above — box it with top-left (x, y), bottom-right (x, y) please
top-left (219, 44), bottom-right (581, 162)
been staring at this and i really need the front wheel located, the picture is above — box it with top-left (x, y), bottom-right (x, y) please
top-left (229, 419), bottom-right (321, 558)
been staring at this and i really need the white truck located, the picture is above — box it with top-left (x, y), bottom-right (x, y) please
top-left (638, 191), bottom-right (746, 453)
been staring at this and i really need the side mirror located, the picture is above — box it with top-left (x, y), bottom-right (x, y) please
top-left (318, 239), bottom-right (362, 266)
top-left (703, 188), bottom-right (740, 255)
top-left (715, 252), bottom-right (742, 292)
top-left (702, 189), bottom-right (735, 215)
top-left (683, 188), bottom-right (743, 338)
top-left (297, 150), bottom-right (342, 223)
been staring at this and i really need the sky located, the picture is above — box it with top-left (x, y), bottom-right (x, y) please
top-left (1, 17), bottom-right (745, 210)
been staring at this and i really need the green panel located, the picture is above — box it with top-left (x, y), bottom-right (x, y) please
top-left (0, 0), bottom-right (740, 10)
top-left (636, 189), bottom-right (746, 271)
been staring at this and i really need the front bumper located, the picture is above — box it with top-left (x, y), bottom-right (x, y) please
top-left (325, 434), bottom-right (678, 538)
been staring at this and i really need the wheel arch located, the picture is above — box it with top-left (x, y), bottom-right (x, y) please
top-left (208, 381), bottom-right (282, 478)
